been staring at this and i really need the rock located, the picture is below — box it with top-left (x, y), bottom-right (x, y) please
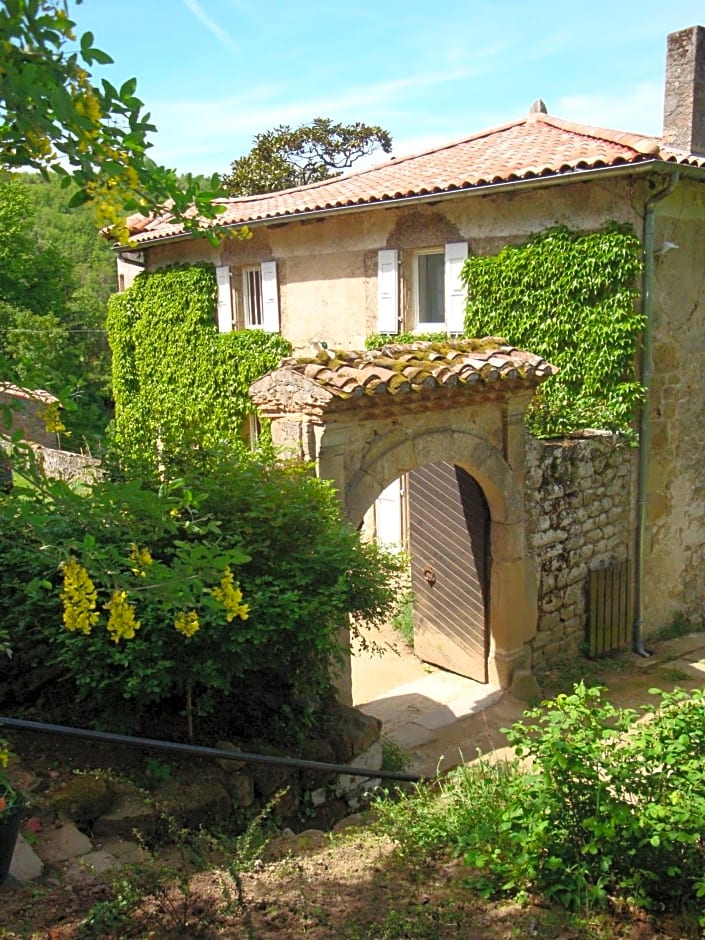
top-left (228, 773), bottom-right (255, 809)
top-left (261, 827), bottom-right (328, 861)
top-left (298, 738), bottom-right (337, 790)
top-left (245, 741), bottom-right (297, 799)
top-left (300, 798), bottom-right (348, 833)
top-left (77, 849), bottom-right (119, 873)
top-left (96, 838), bottom-right (146, 864)
top-left (92, 784), bottom-right (157, 841)
top-left (8, 834), bottom-right (44, 883)
top-left (270, 781), bottom-right (301, 821)
top-left (331, 812), bottom-right (371, 834)
top-left (152, 777), bottom-right (232, 830)
top-left (46, 773), bottom-right (115, 824)
top-left (327, 705), bottom-right (382, 763)
top-left (35, 821), bottom-right (92, 864)
top-left (214, 741), bottom-right (246, 774)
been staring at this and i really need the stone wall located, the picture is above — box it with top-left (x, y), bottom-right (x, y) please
top-left (525, 432), bottom-right (635, 669)
top-left (34, 446), bottom-right (101, 485)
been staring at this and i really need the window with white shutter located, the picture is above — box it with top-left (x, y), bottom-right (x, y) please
top-left (445, 241), bottom-right (468, 334)
top-left (227, 261), bottom-right (280, 333)
top-left (242, 266), bottom-right (263, 327)
top-left (216, 265), bottom-right (233, 333)
top-left (377, 249), bottom-right (399, 333)
top-left (260, 261), bottom-right (280, 333)
top-left (412, 242), bottom-right (468, 332)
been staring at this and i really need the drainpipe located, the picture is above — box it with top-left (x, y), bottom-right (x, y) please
top-left (633, 170), bottom-right (680, 656)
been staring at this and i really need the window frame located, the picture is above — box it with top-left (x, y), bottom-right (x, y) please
top-left (413, 247), bottom-right (446, 332)
top-left (242, 265), bottom-right (264, 329)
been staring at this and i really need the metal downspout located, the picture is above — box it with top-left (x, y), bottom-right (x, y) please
top-left (634, 170), bottom-right (680, 656)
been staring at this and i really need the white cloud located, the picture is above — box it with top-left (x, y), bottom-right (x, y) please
top-left (181, 0), bottom-right (240, 54)
top-left (555, 82), bottom-right (663, 136)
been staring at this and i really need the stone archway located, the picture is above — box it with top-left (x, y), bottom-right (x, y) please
top-left (250, 339), bottom-right (556, 701)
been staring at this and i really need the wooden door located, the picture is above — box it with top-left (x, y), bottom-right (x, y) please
top-left (409, 462), bottom-right (489, 682)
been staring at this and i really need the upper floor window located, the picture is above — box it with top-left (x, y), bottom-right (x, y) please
top-left (376, 243), bottom-right (468, 336)
top-left (243, 266), bottom-right (263, 328)
top-left (215, 262), bottom-right (280, 334)
top-left (414, 250), bottom-right (445, 329)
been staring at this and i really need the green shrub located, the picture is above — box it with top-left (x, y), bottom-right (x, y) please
top-left (0, 450), bottom-right (403, 739)
top-left (377, 684), bottom-right (705, 921)
top-left (390, 588), bottom-right (414, 649)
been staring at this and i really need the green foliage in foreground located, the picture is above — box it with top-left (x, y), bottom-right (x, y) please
top-left (378, 684), bottom-right (705, 921)
top-left (0, 172), bottom-right (116, 447)
top-left (1, 0), bottom-right (229, 242)
top-left (0, 447), bottom-right (403, 739)
top-left (462, 224), bottom-right (644, 437)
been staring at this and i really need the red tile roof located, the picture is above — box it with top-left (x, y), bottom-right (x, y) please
top-left (125, 111), bottom-right (705, 246)
top-left (249, 339), bottom-right (557, 415)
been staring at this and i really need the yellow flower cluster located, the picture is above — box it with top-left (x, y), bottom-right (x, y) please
top-left (211, 568), bottom-right (249, 623)
top-left (105, 591), bottom-right (141, 644)
top-left (174, 610), bottom-right (200, 637)
top-left (60, 558), bottom-right (99, 635)
top-left (129, 543), bottom-right (153, 578)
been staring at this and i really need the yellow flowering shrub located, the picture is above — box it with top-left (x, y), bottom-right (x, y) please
top-left (60, 558), bottom-right (99, 635)
top-left (211, 567), bottom-right (249, 622)
top-left (104, 591), bottom-right (141, 644)
top-left (128, 543), bottom-right (153, 578)
top-left (174, 610), bottom-right (199, 637)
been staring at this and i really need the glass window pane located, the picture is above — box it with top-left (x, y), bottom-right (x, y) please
top-left (244, 268), bottom-right (263, 327)
top-left (418, 253), bottom-right (445, 324)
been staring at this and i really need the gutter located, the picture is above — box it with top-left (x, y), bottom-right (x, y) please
top-left (115, 159), bottom-right (705, 254)
top-left (633, 170), bottom-right (681, 656)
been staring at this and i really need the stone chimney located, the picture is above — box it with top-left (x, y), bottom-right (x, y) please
top-left (663, 25), bottom-right (705, 154)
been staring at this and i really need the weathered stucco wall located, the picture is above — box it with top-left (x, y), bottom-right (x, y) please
top-left (129, 176), bottom-right (644, 352)
top-left (644, 180), bottom-right (705, 633)
top-left (525, 433), bottom-right (635, 668)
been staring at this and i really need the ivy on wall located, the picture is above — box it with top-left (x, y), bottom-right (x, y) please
top-left (462, 224), bottom-right (644, 438)
top-left (365, 330), bottom-right (448, 349)
top-left (107, 263), bottom-right (291, 473)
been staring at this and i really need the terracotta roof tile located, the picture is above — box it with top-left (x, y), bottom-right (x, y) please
top-left (250, 339), bottom-right (557, 413)
top-left (124, 111), bottom-right (705, 246)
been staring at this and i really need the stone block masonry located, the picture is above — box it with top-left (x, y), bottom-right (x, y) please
top-left (525, 432), bottom-right (635, 670)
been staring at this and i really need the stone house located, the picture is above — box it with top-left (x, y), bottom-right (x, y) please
top-left (0, 383), bottom-right (62, 450)
top-left (114, 26), bottom-right (705, 694)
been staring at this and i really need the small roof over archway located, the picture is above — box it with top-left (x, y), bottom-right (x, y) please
top-left (249, 338), bottom-right (557, 419)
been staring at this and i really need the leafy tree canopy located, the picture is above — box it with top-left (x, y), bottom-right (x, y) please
top-left (222, 117), bottom-right (392, 195)
top-left (0, 0), bottom-right (226, 241)
top-left (0, 171), bottom-right (115, 447)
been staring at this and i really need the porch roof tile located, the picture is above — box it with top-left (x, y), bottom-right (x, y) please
top-left (250, 338), bottom-right (557, 412)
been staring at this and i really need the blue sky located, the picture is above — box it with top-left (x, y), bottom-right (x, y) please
top-left (69, 1), bottom-right (705, 178)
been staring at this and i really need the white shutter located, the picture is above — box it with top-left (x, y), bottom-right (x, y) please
top-left (260, 261), bottom-right (280, 333)
top-left (377, 249), bottom-right (399, 333)
top-left (445, 242), bottom-right (468, 334)
top-left (216, 265), bottom-right (233, 333)
top-left (375, 479), bottom-right (403, 551)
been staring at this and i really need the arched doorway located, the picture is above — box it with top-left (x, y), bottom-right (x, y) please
top-left (250, 339), bottom-right (556, 701)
